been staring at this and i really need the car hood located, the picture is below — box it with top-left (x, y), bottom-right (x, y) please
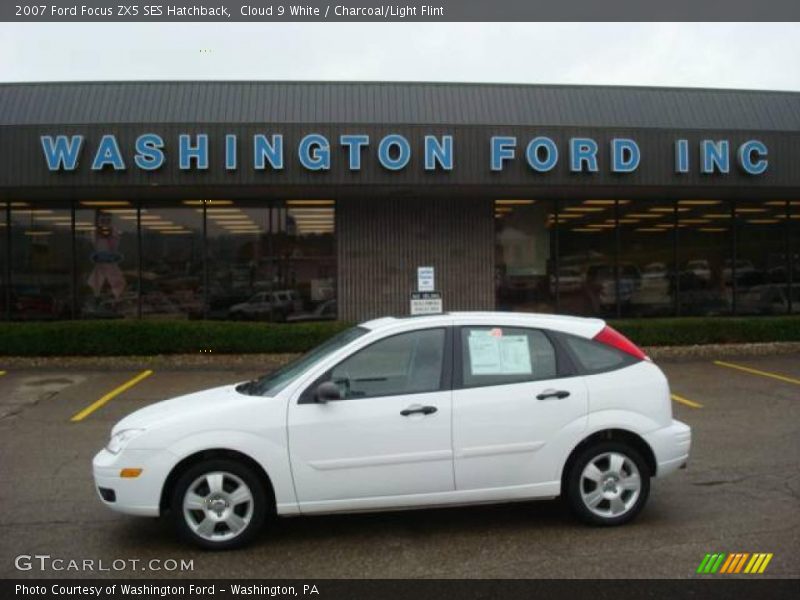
top-left (111, 383), bottom-right (252, 434)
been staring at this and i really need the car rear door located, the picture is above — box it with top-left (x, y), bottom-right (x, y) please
top-left (451, 324), bottom-right (589, 493)
top-left (288, 327), bottom-right (455, 512)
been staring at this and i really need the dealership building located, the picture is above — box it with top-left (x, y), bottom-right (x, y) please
top-left (0, 81), bottom-right (798, 322)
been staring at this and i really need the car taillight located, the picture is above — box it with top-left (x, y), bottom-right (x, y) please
top-left (593, 325), bottom-right (649, 361)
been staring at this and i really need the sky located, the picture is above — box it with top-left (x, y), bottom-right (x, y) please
top-left (1, 22), bottom-right (799, 91)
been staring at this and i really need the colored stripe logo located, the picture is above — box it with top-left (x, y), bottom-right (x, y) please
top-left (697, 553), bottom-right (773, 574)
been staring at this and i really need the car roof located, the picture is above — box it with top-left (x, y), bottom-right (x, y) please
top-left (360, 311), bottom-right (605, 339)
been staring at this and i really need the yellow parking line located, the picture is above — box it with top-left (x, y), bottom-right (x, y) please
top-left (713, 360), bottom-right (800, 386)
top-left (671, 393), bottom-right (703, 409)
top-left (0, 370), bottom-right (6, 376)
top-left (70, 370), bottom-right (153, 422)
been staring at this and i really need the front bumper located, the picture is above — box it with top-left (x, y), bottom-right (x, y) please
top-left (642, 419), bottom-right (692, 477)
top-left (92, 447), bottom-right (176, 517)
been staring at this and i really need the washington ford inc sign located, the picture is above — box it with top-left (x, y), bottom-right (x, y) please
top-left (39, 133), bottom-right (769, 175)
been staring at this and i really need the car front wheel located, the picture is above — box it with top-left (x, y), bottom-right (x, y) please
top-left (171, 458), bottom-right (268, 550)
top-left (566, 442), bottom-right (650, 526)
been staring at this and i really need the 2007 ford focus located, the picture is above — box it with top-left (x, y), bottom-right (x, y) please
top-left (93, 312), bottom-right (691, 549)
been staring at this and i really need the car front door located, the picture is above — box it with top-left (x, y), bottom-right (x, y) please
top-left (288, 327), bottom-right (454, 512)
top-left (451, 325), bottom-right (589, 494)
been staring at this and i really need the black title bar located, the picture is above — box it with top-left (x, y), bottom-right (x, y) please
top-left (3, 0), bottom-right (800, 22)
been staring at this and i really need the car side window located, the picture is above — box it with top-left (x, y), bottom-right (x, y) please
top-left (329, 328), bottom-right (446, 399)
top-left (460, 326), bottom-right (557, 388)
top-left (561, 333), bottom-right (635, 374)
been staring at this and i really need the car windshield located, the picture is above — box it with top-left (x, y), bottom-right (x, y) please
top-left (240, 326), bottom-right (369, 397)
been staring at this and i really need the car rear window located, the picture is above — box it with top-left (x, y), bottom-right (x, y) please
top-left (561, 334), bottom-right (637, 374)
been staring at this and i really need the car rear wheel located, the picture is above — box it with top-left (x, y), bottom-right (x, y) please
top-left (566, 441), bottom-right (650, 526)
top-left (171, 458), bottom-right (268, 550)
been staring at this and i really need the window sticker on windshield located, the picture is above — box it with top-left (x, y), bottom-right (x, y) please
top-left (468, 331), bottom-right (532, 375)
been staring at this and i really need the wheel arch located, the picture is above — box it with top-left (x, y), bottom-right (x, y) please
top-left (159, 448), bottom-right (276, 515)
top-left (560, 428), bottom-right (657, 491)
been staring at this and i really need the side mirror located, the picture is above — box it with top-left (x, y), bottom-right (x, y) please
top-left (315, 381), bottom-right (341, 403)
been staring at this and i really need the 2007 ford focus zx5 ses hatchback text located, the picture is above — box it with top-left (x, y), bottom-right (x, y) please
top-left (93, 312), bottom-right (691, 549)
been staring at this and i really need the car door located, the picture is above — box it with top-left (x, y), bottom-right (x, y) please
top-left (452, 325), bottom-right (588, 493)
top-left (288, 327), bottom-right (454, 512)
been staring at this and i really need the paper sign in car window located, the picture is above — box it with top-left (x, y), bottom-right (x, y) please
top-left (468, 331), bottom-right (503, 374)
top-left (468, 331), bottom-right (532, 375)
top-left (498, 335), bottom-right (532, 375)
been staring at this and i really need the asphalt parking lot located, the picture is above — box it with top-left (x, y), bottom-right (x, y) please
top-left (0, 354), bottom-right (798, 579)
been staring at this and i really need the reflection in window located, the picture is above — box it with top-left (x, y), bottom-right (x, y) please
top-left (557, 200), bottom-right (619, 317)
top-left (0, 204), bottom-right (7, 320)
top-left (140, 203), bottom-right (204, 319)
top-left (494, 200), bottom-right (555, 313)
top-left (792, 201), bottom-right (800, 314)
top-left (205, 199), bottom-right (336, 322)
top-left (274, 200), bottom-right (336, 322)
top-left (676, 200), bottom-right (732, 316)
top-left (620, 200), bottom-right (675, 317)
top-left (9, 202), bottom-right (72, 320)
top-left (75, 201), bottom-right (139, 319)
top-left (736, 200), bottom-right (791, 315)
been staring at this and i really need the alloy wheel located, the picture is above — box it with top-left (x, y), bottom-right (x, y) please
top-left (182, 471), bottom-right (254, 542)
top-left (579, 451), bottom-right (642, 518)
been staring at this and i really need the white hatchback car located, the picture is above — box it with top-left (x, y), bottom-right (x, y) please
top-left (93, 312), bottom-right (691, 549)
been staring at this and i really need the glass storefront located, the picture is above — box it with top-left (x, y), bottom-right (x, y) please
top-left (0, 197), bottom-right (796, 321)
top-left (494, 199), bottom-right (555, 314)
top-left (76, 201), bottom-right (139, 319)
top-left (0, 204), bottom-right (7, 320)
top-left (557, 199), bottom-right (619, 318)
top-left (9, 202), bottom-right (73, 320)
top-left (793, 201), bottom-right (800, 314)
top-left (735, 200), bottom-right (792, 316)
top-left (496, 198), bottom-right (799, 318)
top-left (1, 199), bottom-right (337, 322)
top-left (205, 200), bottom-right (336, 321)
top-left (621, 200), bottom-right (675, 318)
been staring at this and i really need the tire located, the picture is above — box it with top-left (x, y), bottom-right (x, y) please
top-left (170, 458), bottom-right (269, 550)
top-left (565, 441), bottom-right (650, 526)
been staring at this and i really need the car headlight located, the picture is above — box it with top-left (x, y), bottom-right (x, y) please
top-left (106, 429), bottom-right (145, 454)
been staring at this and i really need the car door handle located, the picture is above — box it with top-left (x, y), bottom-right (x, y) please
top-left (400, 405), bottom-right (438, 416)
top-left (536, 389), bottom-right (570, 400)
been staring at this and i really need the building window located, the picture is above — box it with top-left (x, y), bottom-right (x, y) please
top-left (494, 199), bottom-right (555, 314)
top-left (619, 200), bottom-right (676, 317)
top-left (792, 201), bottom-right (800, 314)
top-left (273, 200), bottom-right (336, 322)
top-left (139, 201), bottom-right (204, 319)
top-left (676, 199), bottom-right (732, 316)
top-left (9, 202), bottom-right (73, 320)
top-left (557, 199), bottom-right (619, 317)
top-left (735, 200), bottom-right (792, 315)
top-left (75, 201), bottom-right (139, 319)
top-left (1, 204), bottom-right (8, 320)
top-left (205, 199), bottom-right (336, 322)
top-left (205, 200), bottom-right (270, 320)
